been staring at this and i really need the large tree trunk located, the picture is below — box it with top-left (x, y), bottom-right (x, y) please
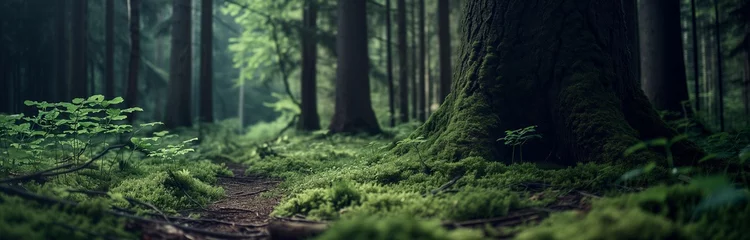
top-left (328, 0), bottom-right (380, 134)
top-left (127, 0), bottom-right (140, 121)
top-left (409, 0), bottom-right (701, 166)
top-left (638, 0), bottom-right (690, 117)
top-left (437, 0), bottom-right (451, 103)
top-left (199, 0), bottom-right (214, 123)
top-left (166, 0), bottom-right (193, 128)
top-left (690, 0), bottom-right (701, 111)
top-left (713, 0), bottom-right (725, 131)
top-left (56, 0), bottom-right (69, 102)
top-left (397, 0), bottom-right (409, 123)
top-left (105, 0), bottom-right (114, 99)
top-left (299, 0), bottom-right (321, 131)
top-left (70, 0), bottom-right (87, 99)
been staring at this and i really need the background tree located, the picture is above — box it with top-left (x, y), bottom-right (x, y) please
top-left (299, 0), bottom-right (321, 131)
top-left (166, 0), bottom-right (193, 128)
top-left (105, 0), bottom-right (115, 98)
top-left (70, 0), bottom-right (88, 99)
top-left (329, 0), bottom-right (380, 134)
top-left (397, 0), bottom-right (409, 123)
top-left (409, 0), bottom-right (701, 165)
top-left (417, 0), bottom-right (426, 121)
top-left (126, 0), bottom-right (141, 121)
top-left (199, 0), bottom-right (214, 123)
top-left (386, 0), bottom-right (396, 127)
top-left (437, 0), bottom-right (451, 103)
top-left (638, 0), bottom-right (691, 117)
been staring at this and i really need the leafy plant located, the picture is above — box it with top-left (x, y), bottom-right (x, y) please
top-left (497, 125), bottom-right (542, 162)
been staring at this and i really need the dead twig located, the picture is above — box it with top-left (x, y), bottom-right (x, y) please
top-left (425, 175), bottom-right (463, 196)
top-left (234, 189), bottom-right (269, 197)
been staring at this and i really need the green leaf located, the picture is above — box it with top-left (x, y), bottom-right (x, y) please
top-left (669, 134), bottom-right (688, 144)
top-left (109, 97), bottom-right (124, 104)
top-left (72, 98), bottom-right (84, 104)
top-left (87, 95), bottom-right (105, 103)
top-left (23, 100), bottom-right (35, 106)
top-left (112, 116), bottom-right (127, 121)
top-left (624, 142), bottom-right (647, 156)
top-left (647, 138), bottom-right (668, 146)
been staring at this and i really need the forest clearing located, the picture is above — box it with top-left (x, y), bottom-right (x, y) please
top-left (2, 0), bottom-right (750, 239)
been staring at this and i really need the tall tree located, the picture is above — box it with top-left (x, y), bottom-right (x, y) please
top-left (105, 0), bottom-right (115, 99)
top-left (56, 0), bottom-right (69, 102)
top-left (166, 0), bottom-right (193, 128)
top-left (410, 0), bottom-right (418, 120)
top-left (638, 0), bottom-right (690, 117)
top-left (126, 0), bottom-right (141, 121)
top-left (329, 0), bottom-right (380, 134)
top-left (199, 0), bottom-right (214, 123)
top-left (714, 0), bottom-right (725, 131)
top-left (417, 0), bottom-right (426, 121)
top-left (408, 0), bottom-right (701, 165)
top-left (70, 0), bottom-right (88, 99)
top-left (690, 0), bottom-right (701, 111)
top-left (386, 0), bottom-right (396, 127)
top-left (299, 0), bottom-right (321, 131)
top-left (437, 0), bottom-right (451, 103)
top-left (397, 0), bottom-right (409, 123)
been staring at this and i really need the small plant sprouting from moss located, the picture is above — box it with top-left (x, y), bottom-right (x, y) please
top-left (497, 125), bottom-right (542, 162)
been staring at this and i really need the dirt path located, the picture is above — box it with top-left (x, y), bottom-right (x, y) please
top-left (142, 162), bottom-right (282, 240)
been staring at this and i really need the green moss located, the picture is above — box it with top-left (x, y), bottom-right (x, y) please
top-left (315, 215), bottom-right (486, 240)
top-left (110, 170), bottom-right (225, 212)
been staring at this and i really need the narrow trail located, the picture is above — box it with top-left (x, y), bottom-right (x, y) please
top-left (191, 162), bottom-right (282, 238)
top-left (142, 162), bottom-right (283, 240)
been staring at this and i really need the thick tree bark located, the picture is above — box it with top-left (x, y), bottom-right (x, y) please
top-left (328, 0), bottom-right (380, 134)
top-left (105, 0), bottom-right (114, 99)
top-left (409, 0), bottom-right (701, 166)
top-left (166, 0), bottom-right (193, 128)
top-left (386, 0), bottom-right (396, 127)
top-left (56, 0), bottom-right (69, 102)
top-left (417, 0), bottom-right (426, 121)
top-left (299, 0), bottom-right (321, 131)
top-left (127, 0), bottom-right (141, 121)
top-left (411, 0), bottom-right (418, 120)
top-left (70, 0), bottom-right (87, 99)
top-left (199, 0), bottom-right (214, 123)
top-left (638, 0), bottom-right (690, 117)
top-left (397, 0), bottom-right (409, 123)
top-left (437, 0), bottom-right (451, 103)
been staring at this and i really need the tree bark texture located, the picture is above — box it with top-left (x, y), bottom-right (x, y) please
top-left (328, 0), bottom-right (380, 134)
top-left (409, 0), bottom-right (701, 165)
top-left (386, 0), bottom-right (396, 127)
top-left (105, 0), bottom-right (115, 99)
top-left (166, 0), bottom-right (193, 128)
top-left (417, 0), bottom-right (427, 121)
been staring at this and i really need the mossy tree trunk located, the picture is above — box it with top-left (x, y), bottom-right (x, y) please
top-left (412, 0), bottom-right (702, 166)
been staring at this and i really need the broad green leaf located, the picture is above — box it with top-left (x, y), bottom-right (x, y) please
top-left (87, 95), bottom-right (105, 103)
top-left (23, 100), bottom-right (35, 106)
top-left (72, 98), bottom-right (84, 104)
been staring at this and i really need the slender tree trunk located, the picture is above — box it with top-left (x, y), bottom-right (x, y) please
top-left (690, 0), bottom-right (701, 111)
top-left (56, 0), bottom-right (69, 102)
top-left (437, 0), bottom-right (451, 103)
top-left (408, 0), bottom-right (702, 166)
top-left (386, 0), bottom-right (396, 127)
top-left (166, 0), bottom-right (193, 128)
top-left (127, 0), bottom-right (140, 121)
top-left (417, 0), bottom-right (426, 121)
top-left (397, 0), bottom-right (409, 123)
top-left (744, 49), bottom-right (750, 124)
top-left (410, 0), bottom-right (418, 120)
top-left (329, 0), bottom-right (380, 134)
top-left (70, 0), bottom-right (88, 99)
top-left (238, 67), bottom-right (245, 132)
top-left (300, 0), bottom-right (321, 131)
top-left (199, 0), bottom-right (214, 123)
top-left (713, 0), bottom-right (724, 131)
top-left (638, 0), bottom-right (690, 117)
top-left (105, 0), bottom-right (115, 99)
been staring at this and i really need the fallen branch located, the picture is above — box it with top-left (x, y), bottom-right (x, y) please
top-left (67, 189), bottom-right (170, 222)
top-left (0, 185), bottom-right (264, 239)
top-left (169, 216), bottom-right (268, 228)
top-left (234, 189), bottom-right (269, 197)
top-left (0, 144), bottom-right (126, 184)
top-left (425, 175), bottom-right (463, 196)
